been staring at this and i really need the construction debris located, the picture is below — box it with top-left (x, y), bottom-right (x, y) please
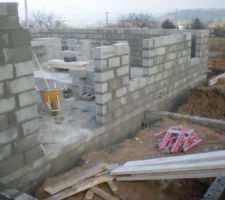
top-left (155, 126), bottom-right (202, 153)
top-left (44, 163), bottom-right (120, 200)
top-left (209, 72), bottom-right (225, 86)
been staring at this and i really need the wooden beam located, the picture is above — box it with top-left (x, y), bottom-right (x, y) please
top-left (107, 181), bottom-right (119, 195)
top-left (116, 169), bottom-right (225, 181)
top-left (123, 150), bottom-right (225, 167)
top-left (111, 160), bottom-right (225, 175)
top-left (44, 175), bottom-right (114, 200)
top-left (44, 163), bottom-right (106, 195)
top-left (84, 190), bottom-right (94, 200)
top-left (91, 187), bottom-right (120, 200)
top-left (209, 72), bottom-right (225, 86)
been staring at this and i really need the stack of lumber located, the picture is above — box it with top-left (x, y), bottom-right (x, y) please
top-left (44, 163), bottom-right (120, 200)
top-left (110, 150), bottom-right (225, 181)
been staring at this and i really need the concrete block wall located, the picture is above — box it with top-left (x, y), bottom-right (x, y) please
top-left (33, 37), bottom-right (62, 60)
top-left (94, 32), bottom-right (208, 125)
top-left (93, 43), bottom-right (130, 124)
top-left (30, 28), bottom-right (209, 67)
top-left (0, 2), bottom-right (43, 184)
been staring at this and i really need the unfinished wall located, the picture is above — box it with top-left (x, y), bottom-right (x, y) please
top-left (94, 32), bottom-right (208, 125)
top-left (0, 2), bottom-right (43, 187)
top-left (30, 28), bottom-right (208, 67)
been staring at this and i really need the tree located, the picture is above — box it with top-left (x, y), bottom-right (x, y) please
top-left (191, 17), bottom-right (204, 29)
top-left (213, 24), bottom-right (225, 37)
top-left (21, 10), bottom-right (64, 28)
top-left (117, 13), bottom-right (158, 28)
top-left (161, 19), bottom-right (176, 29)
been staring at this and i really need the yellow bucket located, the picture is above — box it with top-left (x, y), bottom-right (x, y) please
top-left (40, 88), bottom-right (61, 113)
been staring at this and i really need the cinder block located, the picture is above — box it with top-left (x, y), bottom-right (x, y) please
top-left (14, 60), bottom-right (34, 77)
top-left (22, 118), bottom-right (39, 136)
top-left (122, 55), bottom-right (129, 65)
top-left (69, 68), bottom-right (86, 78)
top-left (3, 45), bottom-right (32, 63)
top-left (143, 50), bottom-right (154, 58)
top-left (0, 128), bottom-right (18, 145)
top-left (0, 64), bottom-right (13, 81)
top-left (166, 52), bottom-right (177, 61)
top-left (95, 70), bottom-right (114, 82)
top-left (128, 81), bottom-right (138, 92)
top-left (154, 47), bottom-right (166, 56)
top-left (0, 83), bottom-right (4, 97)
top-left (14, 133), bottom-right (40, 153)
top-left (143, 38), bottom-right (154, 48)
top-left (0, 29), bottom-right (30, 48)
top-left (25, 145), bottom-right (43, 163)
top-left (96, 113), bottom-right (112, 124)
top-left (115, 87), bottom-right (127, 98)
top-left (0, 114), bottom-right (8, 131)
top-left (108, 57), bottom-right (120, 68)
top-left (0, 3), bottom-right (18, 16)
top-left (142, 59), bottom-right (153, 67)
top-left (95, 82), bottom-right (108, 94)
top-left (108, 78), bottom-right (122, 90)
top-left (93, 46), bottom-right (114, 59)
top-left (0, 144), bottom-right (12, 161)
top-left (96, 105), bottom-right (107, 115)
top-left (113, 43), bottom-right (130, 55)
top-left (0, 153), bottom-right (24, 176)
top-left (93, 59), bottom-right (107, 72)
top-left (0, 96), bottom-right (15, 113)
top-left (95, 92), bottom-right (112, 104)
top-left (9, 75), bottom-right (34, 94)
top-left (18, 90), bottom-right (36, 107)
top-left (122, 75), bottom-right (129, 85)
top-left (117, 65), bottom-right (129, 76)
top-left (0, 16), bottom-right (20, 30)
top-left (15, 104), bottom-right (38, 123)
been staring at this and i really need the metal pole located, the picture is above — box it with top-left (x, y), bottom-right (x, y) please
top-left (106, 12), bottom-right (109, 26)
top-left (24, 0), bottom-right (28, 28)
top-left (175, 9), bottom-right (178, 29)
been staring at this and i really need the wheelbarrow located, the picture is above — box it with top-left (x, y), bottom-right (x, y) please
top-left (40, 88), bottom-right (61, 116)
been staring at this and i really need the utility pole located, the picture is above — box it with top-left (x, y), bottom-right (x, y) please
top-left (175, 9), bottom-right (178, 29)
top-left (24, 0), bottom-right (29, 28)
top-left (106, 12), bottom-right (109, 26)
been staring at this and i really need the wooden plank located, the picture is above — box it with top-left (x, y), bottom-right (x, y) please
top-left (84, 190), bottom-right (94, 200)
top-left (107, 181), bottom-right (119, 195)
top-left (44, 175), bottom-right (114, 200)
top-left (45, 163), bottom-right (106, 195)
top-left (123, 150), bottom-right (225, 167)
top-left (94, 171), bottom-right (108, 177)
top-left (111, 160), bottom-right (225, 175)
top-left (91, 187), bottom-right (120, 200)
top-left (209, 72), bottom-right (225, 85)
top-left (117, 169), bottom-right (225, 181)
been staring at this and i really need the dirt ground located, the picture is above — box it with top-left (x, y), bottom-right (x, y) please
top-left (35, 118), bottom-right (225, 200)
top-left (208, 57), bottom-right (225, 71)
top-left (177, 83), bottom-right (225, 120)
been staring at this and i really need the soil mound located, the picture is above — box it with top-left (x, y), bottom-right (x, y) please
top-left (178, 85), bottom-right (225, 119)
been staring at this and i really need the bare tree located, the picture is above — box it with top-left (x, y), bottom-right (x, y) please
top-left (21, 10), bottom-right (65, 28)
top-left (117, 13), bottom-right (158, 28)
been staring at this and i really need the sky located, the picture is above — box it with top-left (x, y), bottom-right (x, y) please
top-left (1, 0), bottom-right (225, 24)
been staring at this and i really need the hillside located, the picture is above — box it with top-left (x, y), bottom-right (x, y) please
top-left (162, 9), bottom-right (225, 22)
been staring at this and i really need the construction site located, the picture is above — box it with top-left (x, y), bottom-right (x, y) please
top-left (1, 2), bottom-right (225, 200)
